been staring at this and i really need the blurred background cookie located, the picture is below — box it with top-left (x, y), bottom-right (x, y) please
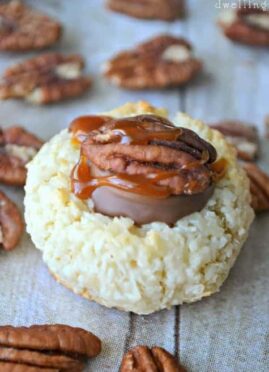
top-left (103, 35), bottom-right (202, 89)
top-left (0, 0), bottom-right (62, 51)
top-left (0, 53), bottom-right (91, 104)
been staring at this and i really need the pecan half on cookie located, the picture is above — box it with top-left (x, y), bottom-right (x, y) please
top-left (210, 120), bottom-right (259, 161)
top-left (0, 0), bottom-right (61, 51)
top-left (120, 345), bottom-right (186, 372)
top-left (103, 35), bottom-right (202, 89)
top-left (0, 324), bottom-right (101, 371)
top-left (106, 0), bottom-right (185, 21)
top-left (218, 5), bottom-right (269, 46)
top-left (0, 126), bottom-right (43, 186)
top-left (71, 114), bottom-right (219, 225)
top-left (0, 53), bottom-right (91, 104)
top-left (0, 190), bottom-right (23, 251)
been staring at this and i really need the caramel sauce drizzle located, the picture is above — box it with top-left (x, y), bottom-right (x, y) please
top-left (69, 115), bottom-right (226, 200)
top-left (70, 115), bottom-right (111, 144)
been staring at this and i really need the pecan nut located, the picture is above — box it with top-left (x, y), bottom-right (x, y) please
top-left (265, 115), bottom-right (269, 139)
top-left (0, 190), bottom-right (24, 251)
top-left (106, 0), bottom-right (185, 21)
top-left (0, 53), bottom-right (91, 104)
top-left (0, 362), bottom-right (58, 372)
top-left (0, 126), bottom-right (43, 186)
top-left (243, 162), bottom-right (269, 212)
top-left (82, 114), bottom-right (217, 196)
top-left (103, 35), bottom-right (202, 89)
top-left (218, 5), bottom-right (269, 46)
top-left (120, 345), bottom-right (186, 372)
top-left (0, 347), bottom-right (83, 371)
top-left (0, 324), bottom-right (101, 359)
top-left (210, 120), bottom-right (259, 161)
top-left (0, 0), bottom-right (61, 51)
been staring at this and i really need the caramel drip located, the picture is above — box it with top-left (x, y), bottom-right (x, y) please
top-left (210, 158), bottom-right (227, 181)
top-left (69, 115), bottom-right (226, 200)
top-left (69, 115), bottom-right (111, 144)
top-left (71, 156), bottom-right (180, 200)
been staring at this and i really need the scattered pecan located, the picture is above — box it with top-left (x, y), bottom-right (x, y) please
top-left (265, 115), bottom-right (269, 139)
top-left (82, 114), bottom-right (217, 195)
top-left (0, 126), bottom-right (43, 186)
top-left (0, 362), bottom-right (58, 372)
top-left (0, 347), bottom-right (83, 371)
top-left (120, 345), bottom-right (186, 372)
top-left (0, 324), bottom-right (101, 371)
top-left (243, 162), bottom-right (269, 212)
top-left (106, 0), bottom-right (185, 21)
top-left (210, 120), bottom-right (259, 161)
top-left (0, 190), bottom-right (24, 251)
top-left (0, 324), bottom-right (101, 359)
top-left (218, 5), bottom-right (269, 46)
top-left (103, 35), bottom-right (202, 89)
top-left (0, 53), bottom-right (91, 104)
top-left (0, 0), bottom-right (61, 51)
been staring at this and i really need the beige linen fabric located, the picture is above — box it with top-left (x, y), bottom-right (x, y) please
top-left (0, 1), bottom-right (268, 371)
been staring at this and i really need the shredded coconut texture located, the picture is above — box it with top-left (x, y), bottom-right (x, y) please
top-left (24, 102), bottom-right (254, 314)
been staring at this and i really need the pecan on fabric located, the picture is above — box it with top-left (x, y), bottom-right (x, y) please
top-left (0, 347), bottom-right (84, 371)
top-left (218, 5), bottom-right (269, 46)
top-left (0, 126), bottom-right (43, 186)
top-left (120, 345), bottom-right (187, 372)
top-left (0, 324), bottom-right (102, 371)
top-left (0, 324), bottom-right (101, 358)
top-left (0, 362), bottom-right (58, 371)
top-left (82, 114), bottom-right (217, 196)
top-left (0, 0), bottom-right (61, 51)
top-left (0, 190), bottom-right (24, 251)
top-left (264, 115), bottom-right (269, 139)
top-left (103, 35), bottom-right (202, 89)
top-left (210, 120), bottom-right (259, 161)
top-left (0, 53), bottom-right (91, 104)
top-left (106, 0), bottom-right (185, 21)
top-left (243, 162), bottom-right (269, 212)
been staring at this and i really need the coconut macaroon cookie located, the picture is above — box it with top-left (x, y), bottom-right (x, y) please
top-left (24, 102), bottom-right (254, 315)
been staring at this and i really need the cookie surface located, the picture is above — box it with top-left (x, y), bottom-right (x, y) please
top-left (24, 102), bottom-right (254, 314)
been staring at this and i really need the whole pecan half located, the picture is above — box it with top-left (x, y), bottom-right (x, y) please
top-left (0, 126), bottom-right (43, 186)
top-left (82, 114), bottom-right (217, 196)
top-left (0, 0), bottom-right (61, 51)
top-left (0, 362), bottom-right (58, 372)
top-left (106, 0), bottom-right (185, 21)
top-left (120, 345), bottom-right (186, 372)
top-left (0, 190), bottom-right (24, 251)
top-left (0, 324), bottom-right (101, 359)
top-left (103, 35), bottom-right (202, 89)
top-left (0, 53), bottom-right (91, 104)
top-left (218, 5), bottom-right (269, 46)
top-left (243, 162), bottom-right (269, 212)
top-left (0, 347), bottom-right (83, 371)
top-left (0, 324), bottom-right (101, 371)
top-left (210, 120), bottom-right (259, 161)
